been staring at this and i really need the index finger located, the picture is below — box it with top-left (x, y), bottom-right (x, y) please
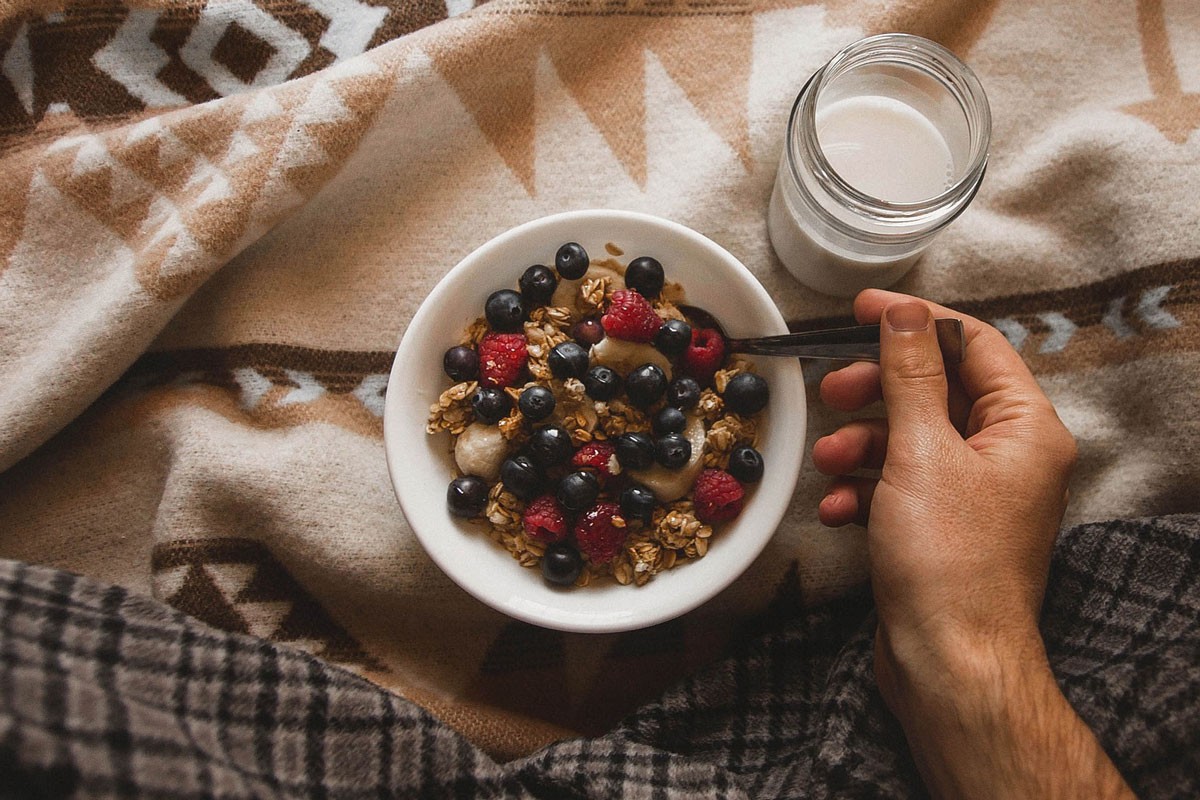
top-left (853, 289), bottom-right (1047, 407)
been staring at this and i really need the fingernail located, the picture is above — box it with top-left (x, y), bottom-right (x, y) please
top-left (886, 302), bottom-right (930, 331)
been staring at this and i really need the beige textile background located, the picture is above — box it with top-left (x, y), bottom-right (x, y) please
top-left (1, 0), bottom-right (1198, 758)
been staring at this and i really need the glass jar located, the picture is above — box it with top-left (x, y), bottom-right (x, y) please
top-left (767, 33), bottom-right (992, 297)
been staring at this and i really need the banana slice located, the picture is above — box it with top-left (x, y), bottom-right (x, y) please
top-left (454, 423), bottom-right (508, 482)
top-left (590, 336), bottom-right (672, 377)
top-left (628, 414), bottom-right (706, 503)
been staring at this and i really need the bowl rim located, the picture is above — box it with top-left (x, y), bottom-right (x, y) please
top-left (383, 209), bottom-right (806, 633)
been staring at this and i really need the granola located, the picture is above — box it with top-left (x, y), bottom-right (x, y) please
top-left (524, 313), bottom-right (573, 381)
top-left (426, 381), bottom-right (477, 436)
top-left (704, 414), bottom-right (760, 469)
top-left (432, 242), bottom-right (770, 589)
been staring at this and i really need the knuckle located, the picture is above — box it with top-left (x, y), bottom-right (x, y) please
top-left (1056, 426), bottom-right (1079, 473)
top-left (1040, 414), bottom-right (1078, 475)
top-left (977, 324), bottom-right (1015, 352)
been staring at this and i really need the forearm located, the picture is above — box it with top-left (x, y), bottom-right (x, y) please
top-left (879, 629), bottom-right (1137, 800)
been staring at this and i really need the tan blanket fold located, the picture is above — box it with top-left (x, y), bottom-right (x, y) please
top-left (1, 0), bottom-right (1198, 760)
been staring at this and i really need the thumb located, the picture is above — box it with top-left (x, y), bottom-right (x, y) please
top-left (879, 301), bottom-right (953, 445)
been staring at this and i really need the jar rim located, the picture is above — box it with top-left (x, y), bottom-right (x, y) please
top-left (786, 33), bottom-right (992, 231)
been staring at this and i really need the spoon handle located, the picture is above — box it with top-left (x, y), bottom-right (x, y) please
top-left (730, 318), bottom-right (965, 364)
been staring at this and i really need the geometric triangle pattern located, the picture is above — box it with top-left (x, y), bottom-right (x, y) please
top-left (152, 536), bottom-right (389, 674)
top-left (122, 342), bottom-right (394, 424)
top-left (427, 4), bottom-right (754, 191)
top-left (23, 54), bottom-right (396, 300)
top-left (823, 0), bottom-right (1002, 55)
top-left (0, 0), bottom-right (448, 134)
top-left (1119, 0), bottom-right (1200, 143)
top-left (0, 2), bottom-right (434, 295)
top-left (792, 258), bottom-right (1200, 377)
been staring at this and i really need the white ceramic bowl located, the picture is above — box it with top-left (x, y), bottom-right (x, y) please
top-left (384, 210), bottom-right (805, 633)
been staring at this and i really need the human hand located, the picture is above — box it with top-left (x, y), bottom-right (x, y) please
top-left (813, 289), bottom-right (1076, 660)
top-left (811, 290), bottom-right (1106, 797)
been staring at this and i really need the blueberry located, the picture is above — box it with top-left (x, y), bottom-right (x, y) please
top-left (728, 445), bottom-right (764, 484)
top-left (528, 425), bottom-right (574, 468)
top-left (619, 485), bottom-right (657, 523)
top-left (614, 432), bottom-right (656, 470)
top-left (625, 364), bottom-right (668, 407)
top-left (442, 345), bottom-right (478, 382)
top-left (667, 376), bottom-right (702, 410)
top-left (500, 456), bottom-right (543, 500)
top-left (572, 318), bottom-right (605, 347)
top-left (655, 433), bottom-right (692, 469)
top-left (555, 242), bottom-right (589, 280)
top-left (652, 406), bottom-right (686, 437)
top-left (557, 470), bottom-right (600, 512)
top-left (542, 541), bottom-right (583, 586)
top-left (548, 342), bottom-right (590, 379)
top-left (625, 256), bottom-right (665, 298)
top-left (583, 365), bottom-right (622, 401)
top-left (723, 373), bottom-right (770, 415)
top-left (485, 289), bottom-right (526, 332)
top-left (471, 387), bottom-right (511, 424)
top-left (519, 264), bottom-right (558, 306)
top-left (518, 385), bottom-right (556, 421)
top-left (447, 476), bottom-right (488, 517)
top-left (654, 319), bottom-right (692, 357)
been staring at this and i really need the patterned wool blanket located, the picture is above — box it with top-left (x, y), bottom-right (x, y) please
top-left (1, 0), bottom-right (1197, 760)
top-left (1, 514), bottom-right (1197, 797)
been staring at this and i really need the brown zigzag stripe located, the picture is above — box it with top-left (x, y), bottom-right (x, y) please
top-left (935, 258), bottom-right (1196, 329)
top-left (790, 257), bottom-right (1200, 375)
top-left (115, 380), bottom-right (387, 441)
top-left (115, 345), bottom-right (394, 436)
top-left (119, 257), bottom-right (1197, 415)
top-left (791, 258), bottom-right (1198, 330)
top-left (152, 536), bottom-right (389, 674)
top-left (131, 343), bottom-right (394, 392)
top-left (0, 0), bottom-right (449, 138)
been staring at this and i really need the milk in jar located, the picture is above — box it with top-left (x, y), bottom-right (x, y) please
top-left (767, 34), bottom-right (991, 297)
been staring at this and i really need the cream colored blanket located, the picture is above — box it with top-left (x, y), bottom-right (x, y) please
top-left (1, 0), bottom-right (1197, 759)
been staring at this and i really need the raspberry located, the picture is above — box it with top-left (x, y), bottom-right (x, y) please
top-left (682, 327), bottom-right (725, 384)
top-left (692, 469), bottom-right (745, 523)
top-left (523, 495), bottom-right (569, 543)
top-left (571, 441), bottom-right (620, 482)
top-left (477, 332), bottom-right (528, 388)
top-left (573, 501), bottom-right (627, 563)
top-left (601, 290), bottom-right (663, 343)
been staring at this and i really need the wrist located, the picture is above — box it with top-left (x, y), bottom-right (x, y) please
top-left (875, 618), bottom-right (1051, 732)
top-left (876, 625), bottom-right (1134, 800)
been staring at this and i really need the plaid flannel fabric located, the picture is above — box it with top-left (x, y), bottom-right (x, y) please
top-left (2, 514), bottom-right (1198, 798)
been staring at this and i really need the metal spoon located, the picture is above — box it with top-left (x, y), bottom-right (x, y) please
top-left (679, 304), bottom-right (965, 364)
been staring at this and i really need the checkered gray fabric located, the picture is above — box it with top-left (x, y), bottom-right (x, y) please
top-left (2, 515), bottom-right (1197, 798)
